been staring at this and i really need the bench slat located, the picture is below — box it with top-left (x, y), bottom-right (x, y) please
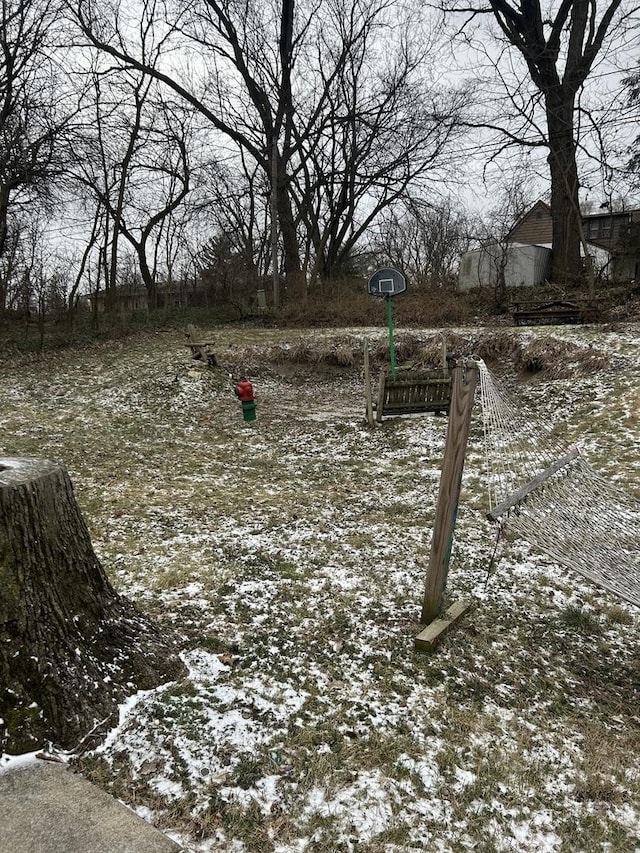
top-left (375, 372), bottom-right (452, 418)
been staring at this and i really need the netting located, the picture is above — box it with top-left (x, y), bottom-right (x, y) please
top-left (478, 360), bottom-right (640, 607)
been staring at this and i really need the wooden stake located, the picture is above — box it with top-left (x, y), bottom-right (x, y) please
top-left (420, 362), bottom-right (478, 626)
top-left (364, 341), bottom-right (374, 427)
top-left (376, 372), bottom-right (386, 424)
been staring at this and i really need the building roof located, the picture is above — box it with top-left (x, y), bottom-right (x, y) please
top-left (506, 200), bottom-right (552, 244)
top-left (582, 206), bottom-right (640, 220)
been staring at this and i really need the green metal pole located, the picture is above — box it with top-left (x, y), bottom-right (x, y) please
top-left (386, 295), bottom-right (397, 378)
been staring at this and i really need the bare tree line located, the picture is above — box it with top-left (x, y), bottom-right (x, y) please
top-left (0, 0), bottom-right (637, 324)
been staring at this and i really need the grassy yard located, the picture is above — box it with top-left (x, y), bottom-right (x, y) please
top-left (1, 322), bottom-right (639, 852)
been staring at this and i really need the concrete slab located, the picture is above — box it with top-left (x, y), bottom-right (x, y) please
top-left (0, 759), bottom-right (183, 853)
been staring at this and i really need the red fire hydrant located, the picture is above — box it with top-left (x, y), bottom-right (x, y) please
top-left (234, 377), bottom-right (257, 422)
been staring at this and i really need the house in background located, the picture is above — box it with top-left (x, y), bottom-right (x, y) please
top-left (458, 200), bottom-right (553, 293)
top-left (507, 199), bottom-right (553, 246)
top-left (458, 240), bottom-right (551, 293)
top-left (581, 206), bottom-right (640, 281)
top-left (458, 199), bottom-right (640, 291)
top-left (87, 283), bottom-right (149, 314)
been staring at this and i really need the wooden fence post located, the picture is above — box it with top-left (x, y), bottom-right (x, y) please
top-left (364, 341), bottom-right (374, 427)
top-left (376, 372), bottom-right (387, 424)
top-left (419, 362), bottom-right (478, 630)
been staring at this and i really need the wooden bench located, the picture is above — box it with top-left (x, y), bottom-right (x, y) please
top-left (512, 300), bottom-right (582, 326)
top-left (184, 324), bottom-right (216, 364)
top-left (374, 370), bottom-right (452, 423)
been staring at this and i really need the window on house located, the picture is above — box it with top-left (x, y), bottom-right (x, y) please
top-left (586, 218), bottom-right (613, 240)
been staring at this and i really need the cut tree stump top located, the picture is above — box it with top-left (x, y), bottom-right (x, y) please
top-left (0, 456), bottom-right (59, 487)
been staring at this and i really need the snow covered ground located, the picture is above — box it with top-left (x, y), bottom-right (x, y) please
top-left (1, 323), bottom-right (639, 852)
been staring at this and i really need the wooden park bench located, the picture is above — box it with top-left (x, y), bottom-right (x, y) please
top-left (511, 297), bottom-right (610, 327)
top-left (374, 370), bottom-right (452, 423)
top-left (184, 324), bottom-right (217, 365)
top-left (364, 343), bottom-right (453, 425)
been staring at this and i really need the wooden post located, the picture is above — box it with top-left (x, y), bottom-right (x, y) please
top-left (375, 372), bottom-right (386, 424)
top-left (363, 341), bottom-right (374, 427)
top-left (419, 362), bottom-right (478, 626)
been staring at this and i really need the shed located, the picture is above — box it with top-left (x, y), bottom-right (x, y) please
top-left (458, 243), bottom-right (551, 292)
top-left (87, 286), bottom-right (148, 314)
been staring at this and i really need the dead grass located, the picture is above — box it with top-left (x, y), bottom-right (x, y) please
top-left (518, 335), bottom-right (611, 377)
top-left (2, 323), bottom-right (639, 852)
top-left (215, 328), bottom-right (613, 387)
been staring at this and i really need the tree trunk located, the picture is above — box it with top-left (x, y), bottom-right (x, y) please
top-left (546, 91), bottom-right (583, 286)
top-left (0, 184), bottom-right (10, 259)
top-left (136, 243), bottom-right (158, 311)
top-left (275, 156), bottom-right (306, 303)
top-left (0, 457), bottom-right (185, 754)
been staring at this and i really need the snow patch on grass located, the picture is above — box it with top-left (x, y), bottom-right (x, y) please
top-left (1, 324), bottom-right (639, 851)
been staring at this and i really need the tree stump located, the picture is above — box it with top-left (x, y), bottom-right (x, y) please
top-left (0, 457), bottom-right (185, 754)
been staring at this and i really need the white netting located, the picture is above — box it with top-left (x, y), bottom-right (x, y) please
top-left (477, 360), bottom-right (640, 607)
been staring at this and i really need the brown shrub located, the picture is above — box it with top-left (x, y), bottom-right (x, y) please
top-left (519, 336), bottom-right (610, 377)
top-left (277, 282), bottom-right (479, 329)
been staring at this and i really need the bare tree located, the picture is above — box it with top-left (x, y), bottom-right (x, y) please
top-left (474, 171), bottom-right (537, 308)
top-left (0, 0), bottom-right (84, 321)
top-left (371, 197), bottom-right (473, 287)
top-left (291, 4), bottom-right (468, 286)
top-left (0, 0), bottom-right (73, 260)
top-left (0, 208), bottom-right (79, 343)
top-left (70, 0), bottom-right (307, 302)
top-left (199, 156), bottom-right (271, 289)
top-left (443, 0), bottom-right (633, 284)
top-left (72, 67), bottom-right (193, 312)
top-left (623, 66), bottom-right (640, 179)
top-left (66, 204), bottom-right (102, 320)
top-left (70, 0), bottom-right (466, 305)
top-left (109, 101), bottom-right (192, 310)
